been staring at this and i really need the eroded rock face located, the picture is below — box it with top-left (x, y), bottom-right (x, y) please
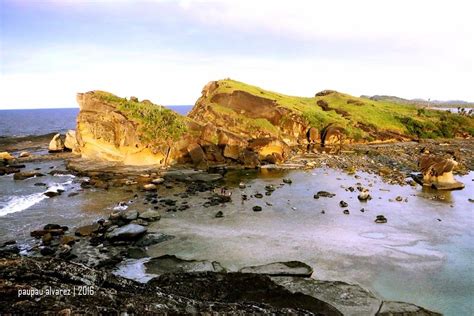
top-left (64, 130), bottom-right (79, 152)
top-left (48, 133), bottom-right (65, 152)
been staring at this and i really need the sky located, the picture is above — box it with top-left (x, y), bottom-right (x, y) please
top-left (0, 0), bottom-right (473, 109)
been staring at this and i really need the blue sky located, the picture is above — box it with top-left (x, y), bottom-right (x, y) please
top-left (1, 0), bottom-right (473, 109)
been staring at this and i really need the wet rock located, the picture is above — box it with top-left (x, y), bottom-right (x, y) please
top-left (64, 130), bottom-right (79, 151)
top-left (0, 152), bottom-right (14, 160)
top-left (138, 210), bottom-right (161, 222)
top-left (0, 241), bottom-right (20, 257)
top-left (357, 190), bottom-right (371, 201)
top-left (34, 182), bottom-right (47, 186)
top-left (60, 235), bottom-right (77, 246)
top-left (377, 301), bottom-right (442, 316)
top-left (343, 210), bottom-right (350, 215)
top-left (253, 206), bottom-right (262, 212)
top-left (375, 215), bottom-right (387, 224)
top-left (283, 178), bottom-right (293, 184)
top-left (254, 193), bottom-right (263, 198)
top-left (75, 223), bottom-right (100, 237)
top-left (44, 190), bottom-right (62, 198)
top-left (40, 246), bottom-right (56, 256)
top-left (134, 233), bottom-right (174, 247)
top-left (314, 191), bottom-right (336, 198)
top-left (215, 211), bottom-right (224, 218)
top-left (265, 185), bottom-right (276, 192)
top-left (239, 261), bottom-right (313, 277)
top-left (42, 233), bottom-right (53, 245)
top-left (395, 196), bottom-right (403, 202)
top-left (339, 201), bottom-right (348, 207)
top-left (127, 247), bottom-right (148, 259)
top-left (8, 164), bottom-right (25, 169)
top-left (145, 254), bottom-right (225, 275)
top-left (13, 171), bottom-right (45, 180)
top-left (239, 182), bottom-right (246, 189)
top-left (121, 210), bottom-right (138, 221)
top-left (105, 223), bottom-right (147, 241)
top-left (272, 277), bottom-right (382, 316)
top-left (31, 228), bottom-right (65, 238)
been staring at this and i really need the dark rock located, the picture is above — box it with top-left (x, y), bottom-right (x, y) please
top-left (255, 193), bottom-right (263, 198)
top-left (283, 178), bottom-right (293, 184)
top-left (43, 224), bottom-right (62, 230)
top-left (44, 190), bottom-right (61, 198)
top-left (40, 246), bottom-right (56, 256)
top-left (239, 261), bottom-right (313, 277)
top-left (343, 210), bottom-right (350, 215)
top-left (59, 235), bottom-right (77, 246)
top-left (253, 206), bottom-right (262, 212)
top-left (375, 215), bottom-right (387, 223)
top-left (34, 182), bottom-right (47, 187)
top-left (42, 233), bottom-right (53, 245)
top-left (315, 191), bottom-right (336, 198)
top-left (145, 254), bottom-right (225, 275)
top-left (215, 211), bottom-right (224, 218)
top-left (134, 233), bottom-right (174, 247)
top-left (339, 201), bottom-right (348, 207)
top-left (31, 228), bottom-right (65, 238)
top-left (127, 247), bottom-right (148, 259)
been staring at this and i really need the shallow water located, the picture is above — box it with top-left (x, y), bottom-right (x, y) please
top-left (146, 168), bottom-right (473, 316)
top-left (1, 161), bottom-right (472, 315)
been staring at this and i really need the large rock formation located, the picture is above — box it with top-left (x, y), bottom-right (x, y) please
top-left (74, 79), bottom-right (474, 167)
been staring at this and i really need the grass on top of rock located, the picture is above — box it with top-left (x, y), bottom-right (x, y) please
top-left (210, 79), bottom-right (474, 140)
top-left (94, 91), bottom-right (188, 143)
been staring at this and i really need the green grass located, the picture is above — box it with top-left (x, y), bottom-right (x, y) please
top-left (94, 91), bottom-right (187, 144)
top-left (207, 79), bottom-right (474, 140)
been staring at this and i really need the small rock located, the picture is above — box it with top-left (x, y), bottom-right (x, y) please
top-left (315, 191), bottom-right (336, 198)
top-left (254, 193), bottom-right (263, 198)
top-left (13, 171), bottom-right (44, 180)
top-left (105, 223), bottom-right (147, 241)
top-left (375, 215), bottom-right (387, 224)
top-left (143, 183), bottom-right (157, 191)
top-left (321, 210), bottom-right (325, 214)
top-left (48, 133), bottom-right (65, 153)
top-left (40, 246), bottom-right (56, 256)
top-left (339, 200), bottom-right (348, 207)
top-left (343, 209), bottom-right (350, 215)
top-left (44, 190), bottom-right (61, 198)
top-left (42, 233), bottom-right (53, 245)
top-left (253, 206), bottom-right (262, 212)
top-left (239, 182), bottom-right (246, 189)
top-left (121, 210), bottom-right (138, 221)
top-left (59, 235), bottom-right (77, 246)
top-left (357, 190), bottom-right (371, 201)
top-left (395, 196), bottom-right (403, 202)
top-left (283, 178), bottom-right (292, 184)
top-left (19, 151), bottom-right (30, 158)
top-left (151, 177), bottom-right (165, 185)
top-left (215, 211), bottom-right (224, 218)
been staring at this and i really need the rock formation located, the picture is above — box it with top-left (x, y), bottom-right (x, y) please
top-left (417, 149), bottom-right (464, 190)
top-left (73, 79), bottom-right (474, 167)
top-left (48, 133), bottom-right (65, 152)
top-left (64, 130), bottom-right (79, 152)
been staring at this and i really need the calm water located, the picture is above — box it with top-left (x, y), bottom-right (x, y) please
top-left (0, 106), bottom-right (193, 137)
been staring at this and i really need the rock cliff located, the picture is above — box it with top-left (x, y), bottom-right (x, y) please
top-left (74, 80), bottom-right (474, 167)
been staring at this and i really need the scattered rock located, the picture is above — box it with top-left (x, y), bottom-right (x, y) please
top-left (59, 235), bottom-right (77, 246)
top-left (252, 206), bottom-right (262, 212)
top-left (215, 211), bottom-right (224, 218)
top-left (395, 196), bottom-right (403, 202)
top-left (121, 210), bottom-right (139, 221)
top-left (283, 178), bottom-right (292, 184)
top-left (339, 201), bottom-right (348, 207)
top-left (357, 190), bottom-right (371, 201)
top-left (343, 210), bottom-right (350, 215)
top-left (239, 182), bottom-right (246, 189)
top-left (314, 191), bottom-right (336, 198)
top-left (151, 177), bottom-right (165, 185)
top-left (19, 151), bottom-right (30, 158)
top-left (0, 152), bottom-right (14, 160)
top-left (254, 193), bottom-right (263, 198)
top-left (40, 246), bottom-right (56, 256)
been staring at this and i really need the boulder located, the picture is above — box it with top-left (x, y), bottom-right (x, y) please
top-left (145, 254), bottom-right (225, 275)
top-left (105, 223), bottom-right (147, 241)
top-left (19, 151), bottom-right (30, 158)
top-left (48, 133), bottom-right (65, 152)
top-left (64, 130), bottom-right (79, 151)
top-left (239, 261), bottom-right (313, 277)
top-left (138, 210), bottom-right (161, 222)
top-left (75, 223), bottom-right (100, 237)
top-left (240, 150), bottom-right (260, 168)
top-left (307, 127), bottom-right (319, 143)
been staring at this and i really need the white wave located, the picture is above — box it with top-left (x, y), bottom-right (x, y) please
top-left (0, 193), bottom-right (47, 217)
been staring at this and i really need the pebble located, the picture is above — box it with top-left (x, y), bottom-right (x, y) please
top-left (343, 209), bottom-right (350, 215)
top-left (339, 201), bottom-right (348, 207)
top-left (215, 211), bottom-right (224, 218)
top-left (375, 215), bottom-right (387, 223)
top-left (255, 193), bottom-right (263, 198)
top-left (252, 206), bottom-right (262, 212)
top-left (283, 178), bottom-right (292, 184)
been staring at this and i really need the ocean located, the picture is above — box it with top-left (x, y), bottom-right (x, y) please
top-left (0, 106), bottom-right (193, 137)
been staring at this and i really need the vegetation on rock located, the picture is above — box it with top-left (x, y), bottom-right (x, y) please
top-left (94, 91), bottom-right (187, 143)
top-left (205, 79), bottom-right (474, 140)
